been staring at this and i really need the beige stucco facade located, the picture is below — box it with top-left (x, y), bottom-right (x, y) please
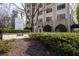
top-left (25, 3), bottom-right (78, 32)
top-left (32, 3), bottom-right (78, 32)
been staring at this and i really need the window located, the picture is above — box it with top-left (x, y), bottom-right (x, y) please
top-left (46, 8), bottom-right (52, 13)
top-left (32, 3), bottom-right (36, 6)
top-left (57, 14), bottom-right (65, 20)
top-left (57, 4), bottom-right (65, 10)
top-left (46, 3), bottom-right (51, 5)
top-left (46, 17), bottom-right (52, 21)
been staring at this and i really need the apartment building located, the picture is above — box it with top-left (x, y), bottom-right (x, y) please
top-left (24, 3), bottom-right (78, 32)
top-left (28, 3), bottom-right (78, 32)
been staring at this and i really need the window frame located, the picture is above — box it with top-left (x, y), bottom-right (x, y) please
top-left (46, 17), bottom-right (52, 21)
top-left (46, 8), bottom-right (52, 13)
top-left (57, 4), bottom-right (65, 10)
top-left (57, 14), bottom-right (66, 20)
top-left (46, 3), bottom-right (51, 5)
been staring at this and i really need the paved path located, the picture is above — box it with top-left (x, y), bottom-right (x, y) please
top-left (4, 39), bottom-right (51, 56)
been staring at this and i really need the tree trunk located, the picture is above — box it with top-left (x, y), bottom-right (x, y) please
top-left (31, 3), bottom-right (41, 32)
top-left (0, 29), bottom-right (2, 40)
top-left (31, 16), bottom-right (34, 32)
top-left (1, 33), bottom-right (2, 40)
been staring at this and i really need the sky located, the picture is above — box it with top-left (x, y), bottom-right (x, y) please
top-left (0, 3), bottom-right (23, 17)
top-left (9, 3), bottom-right (23, 15)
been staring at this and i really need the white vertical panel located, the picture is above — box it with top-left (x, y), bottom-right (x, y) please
top-left (15, 17), bottom-right (24, 30)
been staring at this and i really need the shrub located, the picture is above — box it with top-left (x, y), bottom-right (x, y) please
top-left (0, 40), bottom-right (11, 54)
top-left (2, 29), bottom-right (31, 33)
top-left (29, 32), bottom-right (79, 56)
top-left (24, 27), bottom-right (32, 30)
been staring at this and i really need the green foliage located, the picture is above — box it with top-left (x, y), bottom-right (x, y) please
top-left (29, 32), bottom-right (79, 56)
top-left (0, 40), bottom-right (11, 54)
top-left (2, 29), bottom-right (31, 33)
top-left (24, 27), bottom-right (32, 30)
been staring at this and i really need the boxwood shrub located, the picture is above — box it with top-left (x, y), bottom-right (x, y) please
top-left (2, 29), bottom-right (31, 33)
top-left (29, 32), bottom-right (79, 56)
top-left (0, 40), bottom-right (11, 54)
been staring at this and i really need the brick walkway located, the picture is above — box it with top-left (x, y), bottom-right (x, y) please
top-left (4, 39), bottom-right (51, 56)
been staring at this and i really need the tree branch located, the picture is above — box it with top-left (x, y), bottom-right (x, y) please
top-left (12, 3), bottom-right (24, 11)
top-left (31, 3), bottom-right (41, 19)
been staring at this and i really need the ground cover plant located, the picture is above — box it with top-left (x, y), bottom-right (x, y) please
top-left (29, 32), bottom-right (79, 56)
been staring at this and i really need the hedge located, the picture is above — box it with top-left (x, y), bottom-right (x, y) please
top-left (2, 29), bottom-right (31, 33)
top-left (0, 40), bottom-right (11, 54)
top-left (29, 32), bottom-right (79, 56)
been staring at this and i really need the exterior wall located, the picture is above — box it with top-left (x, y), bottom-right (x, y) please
top-left (55, 4), bottom-right (70, 31)
top-left (35, 3), bottom-right (55, 32)
top-left (2, 33), bottom-right (29, 40)
top-left (33, 3), bottom-right (78, 32)
top-left (25, 3), bottom-right (78, 32)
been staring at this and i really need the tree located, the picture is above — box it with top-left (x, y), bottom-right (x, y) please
top-left (76, 4), bottom-right (79, 23)
top-left (0, 3), bottom-right (11, 28)
top-left (31, 3), bottom-right (41, 32)
top-left (12, 3), bottom-right (41, 32)
top-left (0, 3), bottom-right (11, 40)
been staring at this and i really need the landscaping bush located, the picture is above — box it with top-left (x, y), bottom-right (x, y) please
top-left (0, 40), bottom-right (11, 54)
top-left (29, 32), bottom-right (79, 56)
top-left (2, 29), bottom-right (31, 33)
top-left (24, 27), bottom-right (32, 30)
